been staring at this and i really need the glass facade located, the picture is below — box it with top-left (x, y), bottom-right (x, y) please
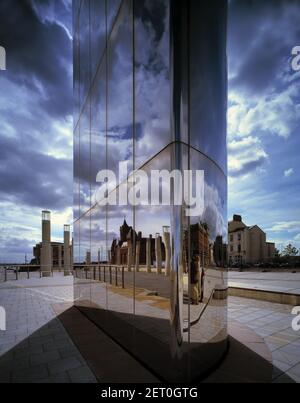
top-left (73, 0), bottom-right (228, 382)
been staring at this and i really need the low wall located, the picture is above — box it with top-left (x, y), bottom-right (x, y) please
top-left (228, 286), bottom-right (300, 306)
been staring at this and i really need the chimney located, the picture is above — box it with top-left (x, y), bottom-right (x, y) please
top-left (233, 215), bottom-right (242, 222)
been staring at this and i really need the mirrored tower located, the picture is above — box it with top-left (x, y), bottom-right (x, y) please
top-left (73, 0), bottom-right (228, 382)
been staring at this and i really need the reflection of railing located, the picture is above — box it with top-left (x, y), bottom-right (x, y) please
top-left (183, 287), bottom-right (215, 333)
top-left (74, 265), bottom-right (126, 289)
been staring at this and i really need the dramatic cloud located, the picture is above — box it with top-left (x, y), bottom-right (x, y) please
top-left (228, 0), bottom-right (300, 250)
top-left (284, 168), bottom-right (294, 178)
top-left (267, 221), bottom-right (300, 233)
top-left (228, 137), bottom-right (268, 177)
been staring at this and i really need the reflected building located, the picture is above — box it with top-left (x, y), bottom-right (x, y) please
top-left (73, 0), bottom-right (228, 382)
top-left (228, 215), bottom-right (275, 265)
top-left (33, 241), bottom-right (64, 268)
top-left (110, 219), bottom-right (165, 267)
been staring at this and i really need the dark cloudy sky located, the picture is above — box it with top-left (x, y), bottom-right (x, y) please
top-left (228, 0), bottom-right (300, 253)
top-left (0, 0), bottom-right (73, 262)
top-left (0, 0), bottom-right (300, 262)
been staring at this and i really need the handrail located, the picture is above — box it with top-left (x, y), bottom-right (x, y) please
top-left (0, 266), bottom-right (70, 283)
top-left (74, 264), bottom-right (125, 289)
top-left (0, 264), bottom-right (40, 268)
top-left (183, 288), bottom-right (215, 333)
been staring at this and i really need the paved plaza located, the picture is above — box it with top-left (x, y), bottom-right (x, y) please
top-left (0, 274), bottom-right (97, 383)
top-left (229, 271), bottom-right (300, 295)
top-left (0, 273), bottom-right (299, 383)
top-left (228, 296), bottom-right (300, 382)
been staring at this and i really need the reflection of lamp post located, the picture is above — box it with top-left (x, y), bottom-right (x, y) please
top-left (58, 244), bottom-right (62, 272)
top-left (127, 243), bottom-right (132, 272)
top-left (135, 232), bottom-right (141, 273)
top-left (146, 235), bottom-right (152, 273)
top-left (64, 225), bottom-right (71, 276)
top-left (163, 226), bottom-right (171, 276)
top-left (86, 249), bottom-right (91, 266)
top-left (155, 233), bottom-right (162, 274)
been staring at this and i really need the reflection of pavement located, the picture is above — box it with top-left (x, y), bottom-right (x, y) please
top-left (76, 276), bottom-right (227, 345)
top-left (229, 296), bottom-right (300, 383)
top-left (0, 274), bottom-right (97, 383)
top-left (76, 274), bottom-right (300, 382)
top-left (229, 271), bottom-right (300, 295)
top-left (79, 267), bottom-right (227, 301)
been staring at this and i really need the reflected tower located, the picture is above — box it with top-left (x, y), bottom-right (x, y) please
top-left (73, 0), bottom-right (228, 382)
top-left (41, 210), bottom-right (52, 277)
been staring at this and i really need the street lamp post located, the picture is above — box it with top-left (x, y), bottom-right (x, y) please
top-left (64, 225), bottom-right (71, 276)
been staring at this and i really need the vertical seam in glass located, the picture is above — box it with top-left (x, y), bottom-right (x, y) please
top-left (73, 0), bottom-right (126, 133)
top-left (187, 0), bottom-right (192, 358)
top-left (132, 0), bottom-right (136, 317)
top-left (105, 0), bottom-right (109, 310)
top-left (78, 3), bottom-right (81, 264)
top-left (89, 0), bottom-right (92, 264)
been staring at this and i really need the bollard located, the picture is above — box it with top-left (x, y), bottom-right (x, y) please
top-left (27, 267), bottom-right (30, 280)
top-left (115, 267), bottom-right (118, 287)
top-left (99, 266), bottom-right (101, 282)
top-left (122, 266), bottom-right (125, 289)
top-left (104, 266), bottom-right (106, 283)
top-left (109, 266), bottom-right (112, 284)
top-left (94, 266), bottom-right (96, 281)
top-left (16, 267), bottom-right (18, 281)
top-left (5, 268), bottom-right (7, 282)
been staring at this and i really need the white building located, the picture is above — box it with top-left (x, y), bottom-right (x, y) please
top-left (228, 215), bottom-right (275, 265)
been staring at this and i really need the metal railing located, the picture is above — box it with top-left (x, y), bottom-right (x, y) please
top-left (73, 264), bottom-right (126, 289)
top-left (0, 265), bottom-right (73, 282)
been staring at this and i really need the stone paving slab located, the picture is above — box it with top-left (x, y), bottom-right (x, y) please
top-left (229, 272), bottom-right (300, 295)
top-left (229, 296), bottom-right (300, 383)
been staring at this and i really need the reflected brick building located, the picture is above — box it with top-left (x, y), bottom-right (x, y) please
top-left (110, 220), bottom-right (165, 266)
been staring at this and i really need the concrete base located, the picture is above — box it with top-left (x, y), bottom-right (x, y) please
top-left (229, 286), bottom-right (300, 306)
top-left (41, 272), bottom-right (52, 278)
